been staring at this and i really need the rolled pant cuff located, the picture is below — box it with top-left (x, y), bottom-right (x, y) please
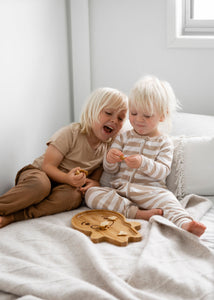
top-left (126, 205), bottom-right (138, 219)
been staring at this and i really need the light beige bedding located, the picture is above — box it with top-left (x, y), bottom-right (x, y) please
top-left (0, 195), bottom-right (213, 300)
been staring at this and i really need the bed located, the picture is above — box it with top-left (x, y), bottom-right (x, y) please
top-left (0, 112), bottom-right (214, 300)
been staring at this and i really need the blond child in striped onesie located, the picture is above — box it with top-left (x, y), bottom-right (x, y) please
top-left (85, 76), bottom-right (206, 237)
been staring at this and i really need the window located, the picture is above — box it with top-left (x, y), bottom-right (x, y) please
top-left (167, 0), bottom-right (214, 48)
top-left (193, 0), bottom-right (214, 20)
top-left (184, 0), bottom-right (214, 35)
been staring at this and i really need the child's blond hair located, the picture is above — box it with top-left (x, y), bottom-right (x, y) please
top-left (80, 87), bottom-right (128, 135)
top-left (129, 75), bottom-right (181, 133)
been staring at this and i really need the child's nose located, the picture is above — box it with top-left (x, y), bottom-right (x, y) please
top-left (111, 115), bottom-right (118, 123)
top-left (137, 115), bottom-right (145, 122)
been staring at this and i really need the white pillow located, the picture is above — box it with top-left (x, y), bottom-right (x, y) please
top-left (171, 112), bottom-right (214, 136)
top-left (167, 136), bottom-right (214, 198)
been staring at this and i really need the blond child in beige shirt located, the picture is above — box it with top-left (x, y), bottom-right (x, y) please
top-left (0, 87), bottom-right (128, 228)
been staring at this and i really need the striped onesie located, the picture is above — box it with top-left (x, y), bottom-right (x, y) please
top-left (85, 129), bottom-right (192, 227)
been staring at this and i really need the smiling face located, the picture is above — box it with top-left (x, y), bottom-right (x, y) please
top-left (80, 88), bottom-right (128, 143)
top-left (92, 107), bottom-right (127, 142)
top-left (129, 105), bottom-right (163, 137)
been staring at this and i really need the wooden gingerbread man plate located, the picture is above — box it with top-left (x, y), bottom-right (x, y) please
top-left (71, 209), bottom-right (142, 246)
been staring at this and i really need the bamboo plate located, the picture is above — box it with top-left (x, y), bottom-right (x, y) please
top-left (71, 209), bottom-right (142, 246)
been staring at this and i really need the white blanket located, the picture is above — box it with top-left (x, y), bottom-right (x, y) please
top-left (0, 195), bottom-right (213, 300)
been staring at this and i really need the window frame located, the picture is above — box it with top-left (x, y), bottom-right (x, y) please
top-left (167, 0), bottom-right (214, 48)
top-left (184, 0), bottom-right (214, 34)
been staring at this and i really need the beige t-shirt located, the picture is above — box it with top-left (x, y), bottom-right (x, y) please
top-left (33, 123), bottom-right (107, 175)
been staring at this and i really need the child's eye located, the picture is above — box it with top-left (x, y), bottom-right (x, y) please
top-left (131, 112), bottom-right (137, 116)
top-left (105, 111), bottom-right (112, 115)
top-left (144, 115), bottom-right (152, 118)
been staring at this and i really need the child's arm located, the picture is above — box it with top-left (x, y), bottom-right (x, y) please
top-left (42, 145), bottom-right (86, 187)
top-left (106, 148), bottom-right (124, 164)
top-left (79, 166), bottom-right (104, 195)
top-left (123, 155), bottom-right (142, 169)
top-left (103, 133), bottom-right (125, 174)
top-left (124, 138), bottom-right (173, 180)
top-left (79, 178), bottom-right (100, 195)
top-left (141, 140), bottom-right (173, 179)
top-left (103, 148), bottom-right (124, 174)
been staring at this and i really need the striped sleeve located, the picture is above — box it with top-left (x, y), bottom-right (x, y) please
top-left (103, 133), bottom-right (124, 174)
top-left (140, 137), bottom-right (173, 180)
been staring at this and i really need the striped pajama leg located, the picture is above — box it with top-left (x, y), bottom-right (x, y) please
top-left (85, 186), bottom-right (138, 218)
top-left (124, 183), bottom-right (193, 227)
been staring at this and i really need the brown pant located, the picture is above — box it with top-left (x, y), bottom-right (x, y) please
top-left (0, 165), bottom-right (82, 221)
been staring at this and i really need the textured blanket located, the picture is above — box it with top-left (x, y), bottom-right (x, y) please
top-left (0, 195), bottom-right (213, 300)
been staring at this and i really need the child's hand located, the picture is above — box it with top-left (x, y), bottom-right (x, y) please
top-left (79, 178), bottom-right (100, 195)
top-left (66, 167), bottom-right (87, 187)
top-left (124, 154), bottom-right (142, 169)
top-left (106, 148), bottom-right (124, 164)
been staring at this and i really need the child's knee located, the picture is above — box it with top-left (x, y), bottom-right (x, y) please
top-left (32, 172), bottom-right (51, 199)
top-left (51, 184), bottom-right (82, 211)
top-left (69, 188), bottom-right (82, 210)
top-left (18, 168), bottom-right (51, 198)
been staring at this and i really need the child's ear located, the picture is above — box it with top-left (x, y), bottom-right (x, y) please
top-left (159, 111), bottom-right (167, 122)
top-left (159, 115), bottom-right (165, 122)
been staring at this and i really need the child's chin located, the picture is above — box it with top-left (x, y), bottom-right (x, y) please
top-left (101, 134), bottom-right (113, 142)
top-left (136, 129), bottom-right (146, 135)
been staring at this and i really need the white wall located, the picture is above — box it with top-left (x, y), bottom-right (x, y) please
top-left (1, 0), bottom-right (214, 194)
top-left (0, 0), bottom-right (71, 194)
top-left (88, 0), bottom-right (214, 117)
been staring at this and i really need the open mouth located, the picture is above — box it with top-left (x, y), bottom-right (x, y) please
top-left (103, 125), bottom-right (113, 133)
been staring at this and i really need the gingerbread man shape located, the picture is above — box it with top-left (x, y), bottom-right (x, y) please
top-left (71, 209), bottom-right (142, 246)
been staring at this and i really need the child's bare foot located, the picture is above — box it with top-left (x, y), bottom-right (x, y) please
top-left (135, 208), bottom-right (163, 220)
top-left (0, 215), bottom-right (15, 228)
top-left (181, 220), bottom-right (206, 237)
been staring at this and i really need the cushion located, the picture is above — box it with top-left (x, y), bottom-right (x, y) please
top-left (166, 136), bottom-right (214, 198)
top-left (171, 112), bottom-right (214, 136)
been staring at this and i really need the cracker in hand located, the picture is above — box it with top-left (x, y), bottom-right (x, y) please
top-left (120, 154), bottom-right (127, 160)
top-left (75, 169), bottom-right (88, 176)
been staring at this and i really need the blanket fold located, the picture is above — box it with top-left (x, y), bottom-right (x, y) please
top-left (0, 195), bottom-right (213, 300)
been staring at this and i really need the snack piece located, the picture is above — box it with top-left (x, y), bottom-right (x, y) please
top-left (75, 169), bottom-right (88, 176)
top-left (120, 154), bottom-right (126, 160)
top-left (118, 231), bottom-right (127, 236)
top-left (99, 221), bottom-right (110, 230)
top-left (108, 216), bottom-right (117, 221)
